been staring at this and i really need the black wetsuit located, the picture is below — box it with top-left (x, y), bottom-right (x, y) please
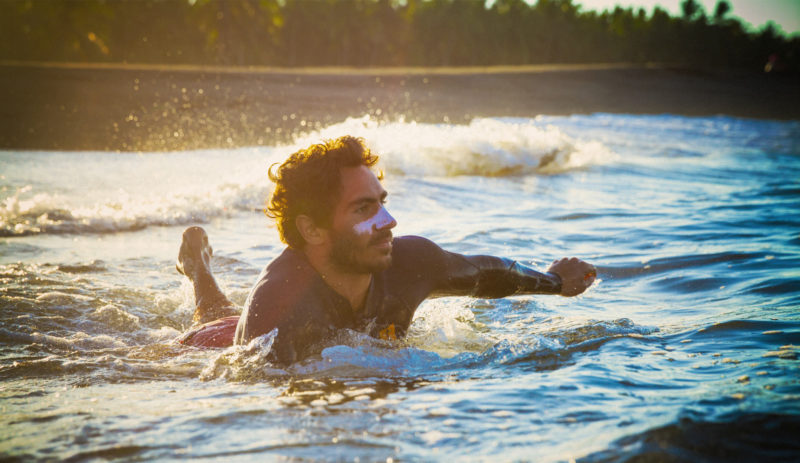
top-left (234, 235), bottom-right (562, 364)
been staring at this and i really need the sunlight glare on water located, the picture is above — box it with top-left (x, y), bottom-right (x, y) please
top-left (1, 114), bottom-right (799, 461)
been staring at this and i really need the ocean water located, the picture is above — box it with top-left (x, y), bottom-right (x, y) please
top-left (1, 114), bottom-right (799, 462)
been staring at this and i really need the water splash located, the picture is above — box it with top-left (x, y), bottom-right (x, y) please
top-left (293, 115), bottom-right (616, 176)
top-left (200, 330), bottom-right (285, 381)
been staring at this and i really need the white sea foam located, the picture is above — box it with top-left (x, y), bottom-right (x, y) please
top-left (1, 116), bottom-right (614, 237)
top-left (406, 299), bottom-right (496, 358)
top-left (0, 148), bottom-right (275, 237)
top-left (0, 181), bottom-right (271, 237)
top-left (293, 115), bottom-right (616, 176)
top-left (199, 330), bottom-right (285, 381)
top-left (0, 328), bottom-right (129, 350)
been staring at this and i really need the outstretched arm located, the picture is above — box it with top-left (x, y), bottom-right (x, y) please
top-left (434, 252), bottom-right (561, 298)
top-left (419, 238), bottom-right (595, 298)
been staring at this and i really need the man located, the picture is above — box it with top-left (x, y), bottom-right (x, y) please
top-left (179, 135), bottom-right (596, 364)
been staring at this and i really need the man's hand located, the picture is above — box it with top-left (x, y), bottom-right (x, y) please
top-left (547, 257), bottom-right (596, 297)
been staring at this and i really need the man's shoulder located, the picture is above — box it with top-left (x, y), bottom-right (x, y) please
top-left (390, 235), bottom-right (448, 271)
top-left (267, 246), bottom-right (305, 271)
top-left (392, 235), bottom-right (441, 253)
top-left (247, 247), bottom-right (318, 309)
top-left (236, 247), bottom-right (326, 350)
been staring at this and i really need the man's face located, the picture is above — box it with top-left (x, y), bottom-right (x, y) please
top-left (328, 165), bottom-right (397, 274)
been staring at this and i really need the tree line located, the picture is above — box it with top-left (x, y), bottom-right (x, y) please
top-left (1, 0), bottom-right (797, 72)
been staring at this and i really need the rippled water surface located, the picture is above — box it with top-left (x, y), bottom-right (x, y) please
top-left (2, 114), bottom-right (799, 462)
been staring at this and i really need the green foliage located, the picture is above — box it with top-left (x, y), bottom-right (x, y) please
top-left (713, 0), bottom-right (731, 23)
top-left (0, 0), bottom-right (796, 72)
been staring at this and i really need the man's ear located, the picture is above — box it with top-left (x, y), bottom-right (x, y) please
top-left (296, 214), bottom-right (327, 246)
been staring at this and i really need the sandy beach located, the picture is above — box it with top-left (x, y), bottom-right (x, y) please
top-left (2, 62), bottom-right (798, 152)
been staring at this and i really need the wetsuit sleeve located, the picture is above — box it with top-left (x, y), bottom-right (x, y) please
top-left (409, 237), bottom-right (562, 298)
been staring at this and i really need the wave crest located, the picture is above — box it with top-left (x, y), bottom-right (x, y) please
top-left (2, 115), bottom-right (614, 237)
top-left (294, 115), bottom-right (616, 177)
top-left (0, 179), bottom-right (268, 237)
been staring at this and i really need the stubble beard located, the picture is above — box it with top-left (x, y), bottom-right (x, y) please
top-left (330, 228), bottom-right (393, 275)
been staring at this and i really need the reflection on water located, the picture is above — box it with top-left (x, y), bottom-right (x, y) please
top-left (1, 114), bottom-right (800, 461)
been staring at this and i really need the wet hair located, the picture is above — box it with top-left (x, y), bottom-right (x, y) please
top-left (266, 135), bottom-right (379, 249)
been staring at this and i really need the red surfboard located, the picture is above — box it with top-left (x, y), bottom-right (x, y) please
top-left (177, 315), bottom-right (239, 348)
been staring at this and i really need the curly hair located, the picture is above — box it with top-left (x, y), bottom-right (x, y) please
top-left (266, 136), bottom-right (380, 249)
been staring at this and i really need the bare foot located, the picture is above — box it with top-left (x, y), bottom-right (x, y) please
top-left (177, 226), bottom-right (239, 324)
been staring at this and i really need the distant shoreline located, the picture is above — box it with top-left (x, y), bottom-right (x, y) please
top-left (0, 59), bottom-right (652, 75)
top-left (2, 61), bottom-right (798, 152)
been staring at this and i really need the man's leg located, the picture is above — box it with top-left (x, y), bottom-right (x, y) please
top-left (176, 226), bottom-right (240, 324)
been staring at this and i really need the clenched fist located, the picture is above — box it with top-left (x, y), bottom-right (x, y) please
top-left (548, 257), bottom-right (596, 297)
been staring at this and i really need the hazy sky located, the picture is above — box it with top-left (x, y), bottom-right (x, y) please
top-left (575, 0), bottom-right (800, 36)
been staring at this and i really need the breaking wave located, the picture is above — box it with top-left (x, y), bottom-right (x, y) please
top-left (1, 115), bottom-right (615, 236)
top-left (0, 182), bottom-right (268, 237)
top-left (295, 115), bottom-right (616, 176)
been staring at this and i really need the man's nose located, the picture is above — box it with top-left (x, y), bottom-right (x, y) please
top-left (374, 206), bottom-right (397, 231)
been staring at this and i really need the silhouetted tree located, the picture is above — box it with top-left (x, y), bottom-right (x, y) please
top-left (713, 0), bottom-right (731, 23)
top-left (0, 0), bottom-right (796, 72)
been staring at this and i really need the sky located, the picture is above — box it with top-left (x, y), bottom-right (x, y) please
top-left (575, 0), bottom-right (800, 37)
